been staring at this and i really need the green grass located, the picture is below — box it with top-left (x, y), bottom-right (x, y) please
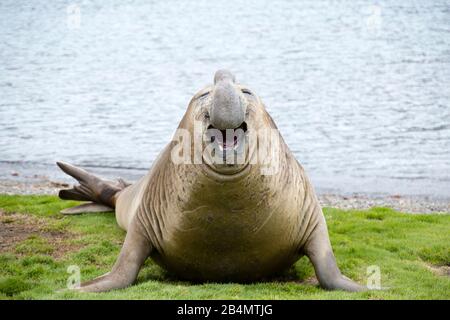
top-left (0, 194), bottom-right (448, 300)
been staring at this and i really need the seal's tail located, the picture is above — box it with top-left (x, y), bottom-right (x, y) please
top-left (56, 161), bottom-right (130, 215)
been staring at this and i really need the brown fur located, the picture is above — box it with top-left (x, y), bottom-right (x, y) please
top-left (57, 71), bottom-right (365, 292)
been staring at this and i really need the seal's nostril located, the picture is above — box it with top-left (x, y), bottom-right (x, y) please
top-left (240, 121), bottom-right (248, 133)
top-left (207, 122), bottom-right (246, 132)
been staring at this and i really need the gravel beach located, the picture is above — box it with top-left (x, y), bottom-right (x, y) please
top-left (1, 178), bottom-right (448, 214)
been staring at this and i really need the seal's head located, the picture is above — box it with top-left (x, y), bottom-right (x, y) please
top-left (177, 70), bottom-right (278, 178)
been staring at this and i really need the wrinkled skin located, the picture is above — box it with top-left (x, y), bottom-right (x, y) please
top-left (61, 70), bottom-right (365, 292)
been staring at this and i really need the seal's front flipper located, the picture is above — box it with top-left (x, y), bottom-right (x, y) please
top-left (74, 219), bottom-right (152, 292)
top-left (304, 220), bottom-right (366, 292)
top-left (60, 202), bottom-right (113, 215)
top-left (56, 161), bottom-right (130, 211)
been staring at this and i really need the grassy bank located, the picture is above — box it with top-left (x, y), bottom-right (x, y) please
top-left (0, 194), bottom-right (448, 300)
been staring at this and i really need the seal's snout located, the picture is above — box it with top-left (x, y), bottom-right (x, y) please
top-left (210, 70), bottom-right (245, 130)
top-left (214, 69), bottom-right (236, 84)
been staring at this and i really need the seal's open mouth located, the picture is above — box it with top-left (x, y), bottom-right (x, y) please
top-left (207, 122), bottom-right (248, 152)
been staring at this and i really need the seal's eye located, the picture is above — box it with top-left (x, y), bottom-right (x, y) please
top-left (204, 112), bottom-right (210, 120)
top-left (242, 89), bottom-right (252, 95)
top-left (198, 91), bottom-right (210, 99)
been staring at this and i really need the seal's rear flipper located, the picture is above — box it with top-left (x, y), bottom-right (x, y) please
top-left (56, 161), bottom-right (130, 213)
top-left (61, 202), bottom-right (113, 215)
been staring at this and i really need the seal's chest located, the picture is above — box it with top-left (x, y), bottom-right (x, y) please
top-left (156, 205), bottom-right (299, 281)
top-left (172, 204), bottom-right (286, 242)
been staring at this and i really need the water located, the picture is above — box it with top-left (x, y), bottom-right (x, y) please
top-left (0, 0), bottom-right (449, 197)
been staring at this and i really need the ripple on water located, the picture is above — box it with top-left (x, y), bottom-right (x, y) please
top-left (0, 0), bottom-right (449, 196)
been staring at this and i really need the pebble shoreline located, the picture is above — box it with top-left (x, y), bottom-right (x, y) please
top-left (0, 179), bottom-right (448, 214)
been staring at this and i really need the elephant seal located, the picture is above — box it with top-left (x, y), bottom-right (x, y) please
top-left (57, 70), bottom-right (365, 292)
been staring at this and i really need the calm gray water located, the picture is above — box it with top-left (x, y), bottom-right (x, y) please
top-left (0, 0), bottom-right (449, 197)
